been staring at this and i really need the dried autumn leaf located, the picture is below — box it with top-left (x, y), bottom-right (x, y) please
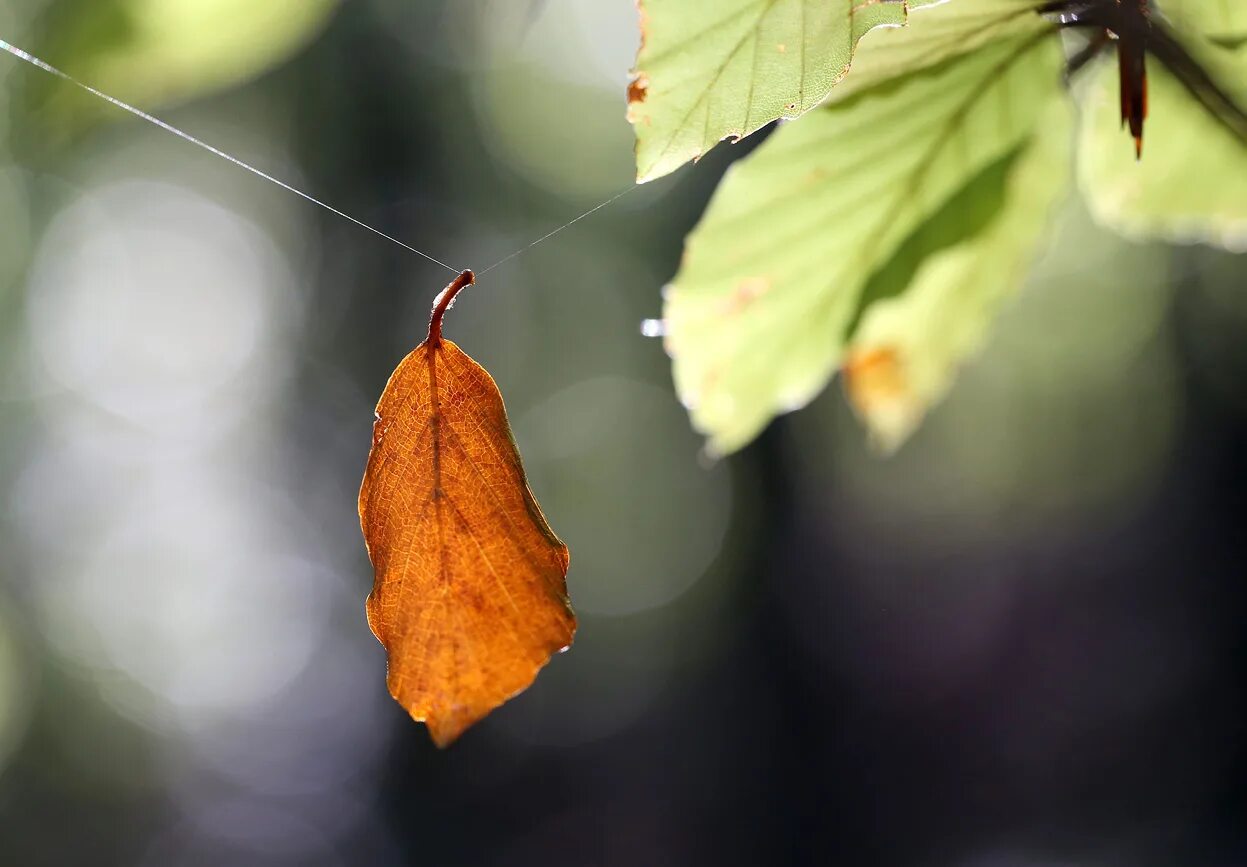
top-left (359, 270), bottom-right (575, 747)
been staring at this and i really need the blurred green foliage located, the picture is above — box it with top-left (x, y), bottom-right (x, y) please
top-left (1079, 36), bottom-right (1247, 246)
top-left (30, 0), bottom-right (338, 135)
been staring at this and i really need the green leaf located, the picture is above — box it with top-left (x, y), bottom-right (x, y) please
top-left (1156, 0), bottom-right (1247, 43)
top-left (843, 99), bottom-right (1073, 451)
top-left (663, 21), bottom-right (1064, 454)
top-left (825, 0), bottom-right (1052, 103)
top-left (1077, 39), bottom-right (1247, 249)
top-left (628, 0), bottom-right (912, 183)
top-left (35, 0), bottom-right (338, 128)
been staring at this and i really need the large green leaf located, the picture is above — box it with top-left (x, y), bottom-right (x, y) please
top-left (1156, 0), bottom-right (1247, 42)
top-left (663, 21), bottom-right (1064, 454)
top-left (826, 0), bottom-right (1052, 102)
top-left (843, 99), bottom-right (1073, 451)
top-left (35, 0), bottom-right (338, 128)
top-left (628, 0), bottom-right (913, 183)
top-left (1077, 38), bottom-right (1247, 249)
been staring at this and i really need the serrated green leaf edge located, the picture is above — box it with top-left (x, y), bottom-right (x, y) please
top-left (629, 0), bottom-right (912, 183)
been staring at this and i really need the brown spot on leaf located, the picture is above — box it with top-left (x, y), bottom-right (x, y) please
top-left (699, 365), bottom-right (723, 404)
top-left (842, 345), bottom-right (921, 451)
top-left (844, 346), bottom-right (909, 409)
top-left (628, 74), bottom-right (649, 105)
top-left (719, 277), bottom-right (771, 316)
top-left (628, 3), bottom-right (651, 128)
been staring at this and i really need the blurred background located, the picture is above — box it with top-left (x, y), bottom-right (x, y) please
top-left (0, 1), bottom-right (1245, 865)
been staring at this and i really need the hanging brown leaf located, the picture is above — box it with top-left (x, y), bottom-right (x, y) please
top-left (359, 270), bottom-right (575, 747)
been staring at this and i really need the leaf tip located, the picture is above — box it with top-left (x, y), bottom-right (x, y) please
top-left (842, 346), bottom-right (920, 454)
top-left (424, 712), bottom-right (474, 750)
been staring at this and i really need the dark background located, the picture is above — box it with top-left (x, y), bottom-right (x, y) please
top-left (0, 1), bottom-right (1244, 864)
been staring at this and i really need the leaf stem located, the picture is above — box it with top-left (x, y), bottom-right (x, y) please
top-left (429, 270), bottom-right (476, 346)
